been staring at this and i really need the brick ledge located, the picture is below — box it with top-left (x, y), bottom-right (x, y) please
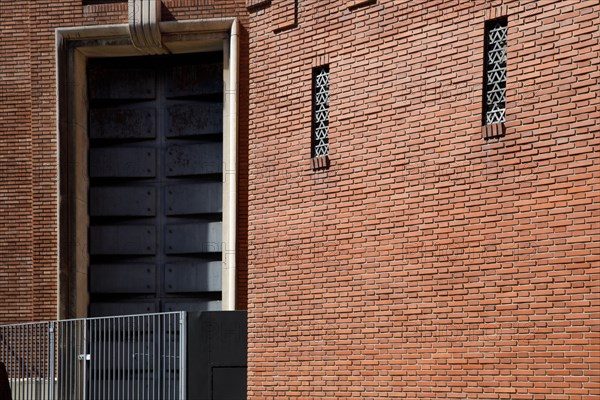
top-left (311, 156), bottom-right (330, 170)
top-left (482, 122), bottom-right (506, 139)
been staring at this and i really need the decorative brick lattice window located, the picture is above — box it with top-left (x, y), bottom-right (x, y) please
top-left (484, 18), bottom-right (507, 125)
top-left (312, 66), bottom-right (330, 158)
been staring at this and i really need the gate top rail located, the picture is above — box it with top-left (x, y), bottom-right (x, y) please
top-left (0, 311), bottom-right (186, 328)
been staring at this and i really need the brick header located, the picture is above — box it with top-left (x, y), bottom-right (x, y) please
top-left (485, 3), bottom-right (508, 20)
top-left (482, 122), bottom-right (506, 139)
top-left (312, 54), bottom-right (329, 68)
top-left (310, 155), bottom-right (330, 170)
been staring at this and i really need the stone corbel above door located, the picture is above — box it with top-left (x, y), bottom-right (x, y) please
top-left (128, 0), bottom-right (169, 54)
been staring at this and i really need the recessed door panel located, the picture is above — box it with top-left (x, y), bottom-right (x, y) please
top-left (89, 108), bottom-right (156, 140)
top-left (166, 103), bottom-right (223, 138)
top-left (89, 147), bottom-right (156, 178)
top-left (164, 301), bottom-right (221, 312)
top-left (89, 67), bottom-right (156, 100)
top-left (89, 302), bottom-right (157, 317)
top-left (165, 261), bottom-right (221, 293)
top-left (166, 143), bottom-right (223, 176)
top-left (90, 187), bottom-right (156, 217)
top-left (90, 264), bottom-right (156, 293)
top-left (90, 225), bottom-right (156, 255)
top-left (166, 182), bottom-right (222, 215)
top-left (166, 62), bottom-right (223, 97)
top-left (165, 222), bottom-right (222, 254)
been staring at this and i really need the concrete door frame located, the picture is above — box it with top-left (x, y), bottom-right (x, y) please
top-left (56, 18), bottom-right (239, 319)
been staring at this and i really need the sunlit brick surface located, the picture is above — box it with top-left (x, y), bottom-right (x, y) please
top-left (247, 1), bottom-right (599, 398)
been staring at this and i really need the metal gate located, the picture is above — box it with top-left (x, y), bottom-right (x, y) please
top-left (0, 312), bottom-right (186, 400)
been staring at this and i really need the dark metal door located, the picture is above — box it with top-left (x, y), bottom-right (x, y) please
top-left (87, 53), bottom-right (223, 316)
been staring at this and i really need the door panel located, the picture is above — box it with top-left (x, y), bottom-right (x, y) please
top-left (165, 222), bottom-right (223, 254)
top-left (89, 67), bottom-right (156, 100)
top-left (89, 108), bottom-right (156, 139)
top-left (165, 143), bottom-right (223, 176)
top-left (164, 261), bottom-right (221, 293)
top-left (163, 301), bottom-right (221, 312)
top-left (89, 147), bottom-right (156, 178)
top-left (165, 182), bottom-right (222, 215)
top-left (89, 264), bottom-right (156, 293)
top-left (90, 186), bottom-right (156, 217)
top-left (166, 62), bottom-right (223, 97)
top-left (166, 102), bottom-right (223, 137)
top-left (89, 302), bottom-right (157, 317)
top-left (89, 225), bottom-right (156, 255)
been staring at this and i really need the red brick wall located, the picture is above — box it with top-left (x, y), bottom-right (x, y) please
top-left (0, 0), bottom-right (249, 323)
top-left (0, 0), bottom-right (34, 324)
top-left (247, 0), bottom-right (599, 398)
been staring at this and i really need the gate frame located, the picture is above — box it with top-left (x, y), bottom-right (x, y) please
top-left (56, 17), bottom-right (240, 319)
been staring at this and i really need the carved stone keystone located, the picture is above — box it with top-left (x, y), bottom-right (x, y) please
top-left (128, 0), bottom-right (168, 54)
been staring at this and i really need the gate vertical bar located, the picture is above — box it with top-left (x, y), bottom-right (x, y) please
top-left (83, 318), bottom-right (87, 400)
top-left (179, 312), bottom-right (186, 400)
top-left (74, 320), bottom-right (78, 400)
top-left (152, 314), bottom-right (156, 400)
top-left (48, 322), bottom-right (55, 400)
top-left (136, 315), bottom-right (140, 400)
top-left (161, 315), bottom-right (165, 400)
top-left (167, 314), bottom-right (171, 399)
top-left (118, 316), bottom-right (121, 400)
top-left (102, 318), bottom-right (106, 400)
top-left (126, 317), bottom-right (130, 400)
top-left (76, 321), bottom-right (80, 400)
top-left (25, 324), bottom-right (29, 400)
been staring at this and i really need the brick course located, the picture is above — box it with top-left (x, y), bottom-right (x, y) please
top-left (0, 0), bottom-right (34, 324)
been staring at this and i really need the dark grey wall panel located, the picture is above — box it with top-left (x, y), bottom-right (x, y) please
top-left (166, 103), bottom-right (223, 138)
top-left (90, 187), bottom-right (156, 217)
top-left (89, 302), bottom-right (156, 317)
top-left (165, 261), bottom-right (221, 293)
top-left (90, 264), bottom-right (156, 294)
top-left (89, 108), bottom-right (156, 140)
top-left (166, 183), bottom-right (222, 215)
top-left (213, 368), bottom-right (246, 400)
top-left (89, 67), bottom-right (156, 100)
top-left (165, 222), bottom-right (222, 254)
top-left (90, 225), bottom-right (156, 255)
top-left (186, 312), bottom-right (247, 400)
top-left (166, 63), bottom-right (223, 97)
top-left (166, 143), bottom-right (222, 176)
top-left (90, 148), bottom-right (156, 178)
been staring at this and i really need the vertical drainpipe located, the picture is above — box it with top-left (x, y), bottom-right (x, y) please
top-left (223, 19), bottom-right (239, 311)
